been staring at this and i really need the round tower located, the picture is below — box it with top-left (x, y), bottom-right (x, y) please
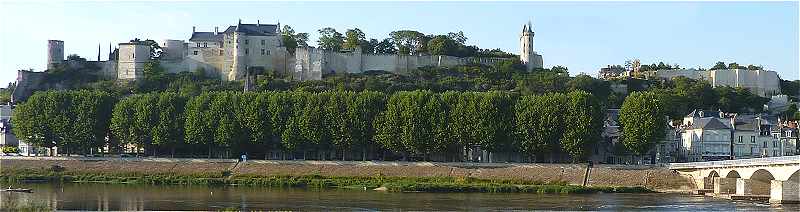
top-left (47, 40), bottom-right (65, 70)
top-left (519, 22), bottom-right (534, 66)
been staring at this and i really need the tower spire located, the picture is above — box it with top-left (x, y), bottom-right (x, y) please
top-left (97, 43), bottom-right (101, 61)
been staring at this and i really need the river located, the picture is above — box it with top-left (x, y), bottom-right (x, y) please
top-left (1, 183), bottom-right (796, 211)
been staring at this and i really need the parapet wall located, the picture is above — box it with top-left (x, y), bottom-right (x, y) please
top-left (651, 69), bottom-right (781, 97)
top-left (294, 47), bottom-right (512, 81)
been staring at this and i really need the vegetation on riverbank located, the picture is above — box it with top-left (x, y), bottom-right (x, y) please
top-left (0, 168), bottom-right (652, 194)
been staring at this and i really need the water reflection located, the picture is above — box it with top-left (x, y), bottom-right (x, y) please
top-left (0, 183), bottom-right (796, 211)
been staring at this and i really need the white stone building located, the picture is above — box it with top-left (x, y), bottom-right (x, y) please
top-left (680, 110), bottom-right (733, 162)
top-left (676, 109), bottom-right (792, 162)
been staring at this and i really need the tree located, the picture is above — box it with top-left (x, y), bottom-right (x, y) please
top-left (374, 38), bottom-right (397, 54)
top-left (728, 62), bottom-right (741, 70)
top-left (318, 27), bottom-right (344, 51)
top-left (349, 91), bottom-right (386, 160)
top-left (447, 31), bottom-right (467, 45)
top-left (783, 104), bottom-right (798, 121)
top-left (14, 91), bottom-right (112, 156)
top-left (561, 91), bottom-right (603, 162)
top-left (514, 93), bottom-right (567, 162)
top-left (389, 30), bottom-right (426, 55)
top-left (427, 35), bottom-right (457, 56)
top-left (151, 92), bottom-right (186, 157)
top-left (343, 28), bottom-right (367, 51)
top-left (110, 97), bottom-right (137, 153)
top-left (67, 54), bottom-right (87, 62)
top-left (619, 91), bottom-right (667, 156)
top-left (567, 74), bottom-right (611, 100)
top-left (711, 61), bottom-right (727, 70)
top-left (12, 92), bottom-right (59, 154)
top-left (184, 92), bottom-right (214, 158)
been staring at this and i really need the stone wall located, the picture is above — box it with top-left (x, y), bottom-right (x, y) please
top-left (650, 69), bottom-right (781, 97)
top-left (293, 47), bottom-right (513, 81)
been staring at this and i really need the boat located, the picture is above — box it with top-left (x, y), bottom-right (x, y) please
top-left (1, 187), bottom-right (32, 193)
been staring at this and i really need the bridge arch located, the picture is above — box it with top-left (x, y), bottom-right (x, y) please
top-left (789, 170), bottom-right (799, 182)
top-left (750, 169), bottom-right (775, 182)
top-left (707, 170), bottom-right (720, 178)
top-left (725, 170), bottom-right (741, 178)
top-left (748, 169), bottom-right (776, 195)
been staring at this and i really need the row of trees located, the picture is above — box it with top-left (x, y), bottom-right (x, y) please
top-left (280, 25), bottom-right (514, 58)
top-left (13, 90), bottom-right (620, 162)
top-left (11, 90), bottom-right (114, 155)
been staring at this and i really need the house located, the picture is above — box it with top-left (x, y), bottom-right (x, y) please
top-left (680, 109), bottom-right (733, 162)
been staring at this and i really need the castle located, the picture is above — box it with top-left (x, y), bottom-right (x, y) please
top-left (39, 20), bottom-right (544, 83)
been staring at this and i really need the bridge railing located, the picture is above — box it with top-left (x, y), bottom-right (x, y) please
top-left (669, 155), bottom-right (800, 169)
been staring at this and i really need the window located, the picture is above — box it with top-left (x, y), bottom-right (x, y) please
top-left (738, 136), bottom-right (743, 143)
top-left (265, 50), bottom-right (270, 55)
top-left (193, 51), bottom-right (198, 55)
top-left (763, 141), bottom-right (767, 148)
top-left (261, 40), bottom-right (265, 45)
top-left (132, 52), bottom-right (135, 59)
top-left (245, 48), bottom-right (249, 55)
top-left (219, 50), bottom-right (224, 56)
top-left (245, 40), bottom-right (249, 45)
top-left (203, 42), bottom-right (207, 48)
top-left (196, 43), bottom-right (201, 47)
top-left (751, 136), bottom-right (756, 143)
top-left (261, 49), bottom-right (265, 55)
top-left (219, 42), bottom-right (224, 48)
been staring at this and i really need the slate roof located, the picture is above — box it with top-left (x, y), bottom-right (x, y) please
top-left (692, 118), bottom-right (730, 130)
top-left (189, 32), bottom-right (224, 41)
top-left (222, 24), bottom-right (278, 36)
top-left (735, 121), bottom-right (756, 131)
top-left (190, 23), bottom-right (278, 42)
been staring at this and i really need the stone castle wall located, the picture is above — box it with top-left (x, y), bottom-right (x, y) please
top-left (651, 69), bottom-right (781, 97)
top-left (293, 47), bottom-right (513, 81)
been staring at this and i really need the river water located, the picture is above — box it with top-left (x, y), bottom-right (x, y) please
top-left (1, 183), bottom-right (796, 211)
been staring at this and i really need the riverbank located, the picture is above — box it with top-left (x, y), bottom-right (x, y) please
top-left (0, 157), bottom-right (695, 193)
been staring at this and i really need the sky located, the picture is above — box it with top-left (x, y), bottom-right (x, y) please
top-left (0, 1), bottom-right (798, 86)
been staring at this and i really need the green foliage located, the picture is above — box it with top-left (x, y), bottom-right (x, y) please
top-left (282, 25), bottom-right (308, 54)
top-left (1, 146), bottom-right (19, 153)
top-left (561, 91), bottom-right (604, 162)
top-left (619, 91), bottom-right (667, 156)
top-left (343, 28), bottom-right (367, 51)
top-left (318, 27), bottom-right (344, 51)
top-left (12, 90), bottom-right (113, 155)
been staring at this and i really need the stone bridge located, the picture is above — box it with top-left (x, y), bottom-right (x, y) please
top-left (670, 156), bottom-right (799, 203)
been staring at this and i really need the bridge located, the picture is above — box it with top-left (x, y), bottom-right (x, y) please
top-left (670, 156), bottom-right (800, 204)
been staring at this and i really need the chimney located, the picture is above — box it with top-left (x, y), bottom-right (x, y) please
top-left (257, 20), bottom-right (260, 26)
top-left (192, 26), bottom-right (196, 33)
top-left (238, 19), bottom-right (242, 25)
top-left (214, 27), bottom-right (219, 35)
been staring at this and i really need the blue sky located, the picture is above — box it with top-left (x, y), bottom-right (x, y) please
top-left (0, 1), bottom-right (798, 86)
